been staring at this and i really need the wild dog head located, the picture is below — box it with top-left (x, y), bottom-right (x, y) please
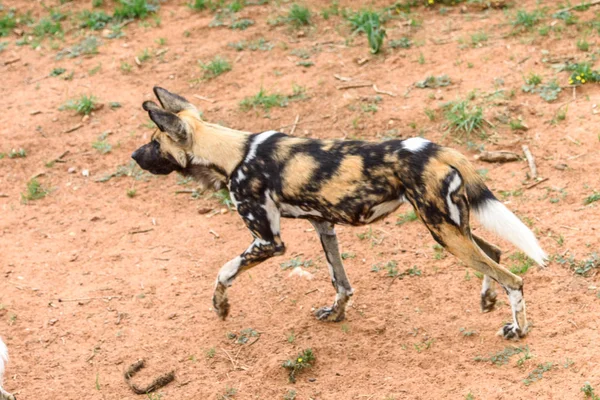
top-left (132, 87), bottom-right (197, 175)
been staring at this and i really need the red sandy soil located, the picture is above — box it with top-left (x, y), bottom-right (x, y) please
top-left (1, 1), bottom-right (600, 399)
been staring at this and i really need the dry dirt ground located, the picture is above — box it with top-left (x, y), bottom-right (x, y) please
top-left (1, 0), bottom-right (600, 399)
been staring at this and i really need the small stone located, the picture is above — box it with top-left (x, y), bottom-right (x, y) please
top-left (308, 378), bottom-right (316, 382)
top-left (68, 167), bottom-right (77, 174)
top-left (48, 319), bottom-right (58, 326)
top-left (82, 169), bottom-right (90, 177)
top-left (297, 31), bottom-right (305, 38)
top-left (82, 115), bottom-right (90, 123)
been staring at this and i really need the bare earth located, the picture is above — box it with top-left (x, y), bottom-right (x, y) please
top-left (1, 1), bottom-right (600, 399)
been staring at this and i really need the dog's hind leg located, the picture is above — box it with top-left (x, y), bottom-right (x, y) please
top-left (473, 234), bottom-right (501, 313)
top-left (309, 220), bottom-right (353, 322)
top-left (212, 197), bottom-right (286, 319)
top-left (410, 165), bottom-right (528, 339)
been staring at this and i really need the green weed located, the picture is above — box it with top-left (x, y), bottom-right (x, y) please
top-left (321, 1), bottom-right (339, 20)
top-left (239, 88), bottom-right (292, 112)
top-left (389, 37), bottom-right (411, 49)
top-left (78, 10), bottom-right (112, 30)
top-left (280, 257), bottom-right (313, 270)
top-left (415, 74), bottom-right (451, 89)
top-left (218, 386), bottom-right (237, 400)
top-left (200, 56), bottom-right (231, 79)
top-left (471, 31), bottom-right (488, 46)
top-left (577, 38), bottom-right (589, 52)
top-left (475, 345), bottom-right (531, 366)
top-left (511, 9), bottom-right (543, 30)
top-left (346, 9), bottom-right (386, 54)
top-left (581, 382), bottom-right (600, 400)
top-left (283, 389), bottom-right (297, 400)
top-left (287, 4), bottom-right (311, 28)
top-left (282, 348), bottom-right (315, 383)
top-left (568, 63), bottom-right (600, 86)
top-left (56, 36), bottom-right (101, 59)
top-left (92, 140), bottom-right (112, 154)
top-left (21, 178), bottom-right (48, 203)
top-left (60, 95), bottom-right (98, 115)
top-left (7, 148), bottom-right (26, 158)
top-left (444, 100), bottom-right (486, 137)
top-left (230, 18), bottom-right (254, 30)
top-left (396, 209), bottom-right (417, 225)
top-left (523, 362), bottom-right (553, 386)
top-left (509, 252), bottom-right (533, 275)
top-left (113, 0), bottom-right (159, 20)
top-left (584, 191), bottom-right (600, 205)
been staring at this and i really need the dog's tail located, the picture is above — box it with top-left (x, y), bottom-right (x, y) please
top-left (0, 337), bottom-right (7, 380)
top-left (438, 148), bottom-right (547, 266)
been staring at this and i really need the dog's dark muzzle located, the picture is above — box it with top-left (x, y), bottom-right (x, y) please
top-left (131, 141), bottom-right (180, 175)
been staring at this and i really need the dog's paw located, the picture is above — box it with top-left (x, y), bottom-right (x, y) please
top-left (212, 290), bottom-right (230, 320)
top-left (480, 289), bottom-right (497, 313)
top-left (497, 323), bottom-right (525, 340)
top-left (314, 306), bottom-right (345, 322)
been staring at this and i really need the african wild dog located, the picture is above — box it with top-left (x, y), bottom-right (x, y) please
top-left (132, 87), bottom-right (547, 339)
top-left (0, 337), bottom-right (16, 400)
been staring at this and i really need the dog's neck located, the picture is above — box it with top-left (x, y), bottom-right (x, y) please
top-left (181, 110), bottom-right (249, 178)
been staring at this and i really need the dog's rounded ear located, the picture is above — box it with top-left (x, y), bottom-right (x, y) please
top-left (153, 86), bottom-right (197, 114)
top-left (142, 100), bottom-right (161, 112)
top-left (148, 109), bottom-right (190, 144)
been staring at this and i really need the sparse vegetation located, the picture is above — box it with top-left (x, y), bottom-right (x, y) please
top-left (475, 346), bottom-right (531, 366)
top-left (523, 362), bottom-right (553, 386)
top-left (415, 75), bottom-right (451, 89)
top-left (508, 252), bottom-right (533, 275)
top-left (582, 382), bottom-right (600, 400)
top-left (282, 348), bottom-right (315, 383)
top-left (199, 56), bottom-right (231, 79)
top-left (396, 210), bottom-right (418, 225)
top-left (113, 0), bottom-right (159, 20)
top-left (21, 178), bottom-right (48, 203)
top-left (60, 95), bottom-right (98, 115)
top-left (280, 256), bottom-right (313, 270)
top-left (444, 100), bottom-right (486, 137)
top-left (287, 4), bottom-right (311, 28)
top-left (56, 36), bottom-right (101, 59)
top-left (346, 9), bottom-right (386, 54)
top-left (511, 9), bottom-right (544, 30)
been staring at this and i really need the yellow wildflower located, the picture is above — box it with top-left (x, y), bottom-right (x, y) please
top-left (297, 358), bottom-right (303, 363)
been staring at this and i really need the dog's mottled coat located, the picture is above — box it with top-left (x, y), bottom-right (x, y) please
top-left (132, 87), bottom-right (547, 339)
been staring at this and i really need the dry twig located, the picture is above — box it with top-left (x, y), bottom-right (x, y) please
top-left (522, 145), bottom-right (538, 179)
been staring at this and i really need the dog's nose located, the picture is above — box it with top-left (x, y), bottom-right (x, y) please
top-left (131, 148), bottom-right (142, 162)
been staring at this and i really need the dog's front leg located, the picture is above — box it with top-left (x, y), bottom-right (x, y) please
top-left (0, 387), bottom-right (16, 400)
top-left (213, 199), bottom-right (285, 319)
top-left (310, 220), bottom-right (354, 322)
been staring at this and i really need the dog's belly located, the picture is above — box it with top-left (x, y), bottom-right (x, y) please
top-left (279, 196), bottom-right (407, 225)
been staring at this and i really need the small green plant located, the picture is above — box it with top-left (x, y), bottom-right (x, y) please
top-left (396, 210), bottom-right (418, 225)
top-left (61, 95), bottom-right (98, 115)
top-left (521, 73), bottom-right (542, 92)
top-left (415, 75), bottom-right (451, 89)
top-left (230, 18), bottom-right (254, 30)
top-left (126, 188), bottom-right (137, 198)
top-left (212, 188), bottom-right (235, 210)
top-left (79, 10), bottom-right (112, 30)
top-left (92, 140), bottom-right (112, 154)
top-left (581, 382), bottom-right (600, 400)
top-left (282, 349), bottom-right (315, 383)
top-left (321, 1), bottom-right (339, 20)
top-left (93, 0), bottom-right (104, 6)
top-left (286, 330), bottom-right (296, 343)
top-left (200, 56), bottom-right (231, 79)
top-left (8, 148), bottom-right (27, 158)
top-left (121, 61), bottom-right (132, 73)
top-left (205, 347), bottom-right (216, 359)
top-left (584, 191), bottom-right (600, 205)
top-left (114, 0), bottom-right (159, 20)
top-left (523, 362), bottom-right (553, 386)
top-left (471, 31), bottom-right (488, 46)
top-left (56, 36), bottom-right (101, 59)
top-left (568, 63), bottom-right (600, 86)
top-left (509, 252), bottom-right (533, 275)
top-left (137, 48), bottom-right (152, 62)
top-left (511, 9), bottom-right (543, 30)
top-left (509, 119), bottom-right (526, 131)
top-left (33, 14), bottom-right (64, 37)
top-left (389, 37), bottom-right (411, 49)
top-left (218, 386), bottom-right (237, 400)
top-left (346, 9), bottom-right (385, 54)
top-left (0, 10), bottom-right (18, 37)
top-left (474, 345), bottom-right (531, 366)
top-left (444, 100), bottom-right (486, 137)
top-left (539, 80), bottom-right (561, 102)
top-left (21, 178), bottom-right (48, 202)
top-left (577, 38), bottom-right (589, 52)
top-left (240, 88), bottom-right (288, 112)
top-left (280, 257), bottom-right (313, 270)
top-left (283, 389), bottom-right (297, 400)
top-left (287, 4), bottom-right (311, 28)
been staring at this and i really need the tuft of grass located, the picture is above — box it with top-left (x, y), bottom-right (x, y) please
top-left (346, 9), bottom-right (385, 54)
top-left (509, 252), bottom-right (534, 275)
top-left (120, 61), bottom-right (132, 73)
top-left (92, 140), bottom-right (112, 154)
top-left (444, 100), bottom-right (486, 137)
top-left (137, 47), bottom-right (152, 62)
top-left (113, 0), bottom-right (159, 20)
top-left (200, 56), bottom-right (231, 79)
top-left (475, 345), bottom-right (531, 366)
top-left (389, 37), bottom-right (411, 49)
top-left (577, 38), bottom-right (589, 52)
top-left (7, 148), bottom-right (27, 158)
top-left (582, 382), bottom-right (600, 400)
top-left (415, 75), bottom-right (451, 89)
top-left (283, 389), bottom-right (297, 400)
top-left (584, 191), bottom-right (600, 205)
top-left (56, 36), bottom-right (101, 59)
top-left (321, 1), bottom-right (339, 20)
top-left (218, 386), bottom-right (237, 400)
top-left (280, 257), bottom-right (313, 270)
top-left (287, 4), bottom-right (311, 28)
top-left (511, 9), bottom-right (543, 30)
top-left (240, 88), bottom-right (289, 112)
top-left (471, 31), bottom-right (488, 46)
top-left (61, 95), bottom-right (98, 115)
top-left (0, 10), bottom-right (17, 37)
top-left (523, 362), bottom-right (553, 386)
top-left (282, 349), bottom-right (315, 383)
top-left (78, 10), bottom-right (112, 30)
top-left (21, 178), bottom-right (48, 203)
top-left (396, 209), bottom-right (418, 225)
